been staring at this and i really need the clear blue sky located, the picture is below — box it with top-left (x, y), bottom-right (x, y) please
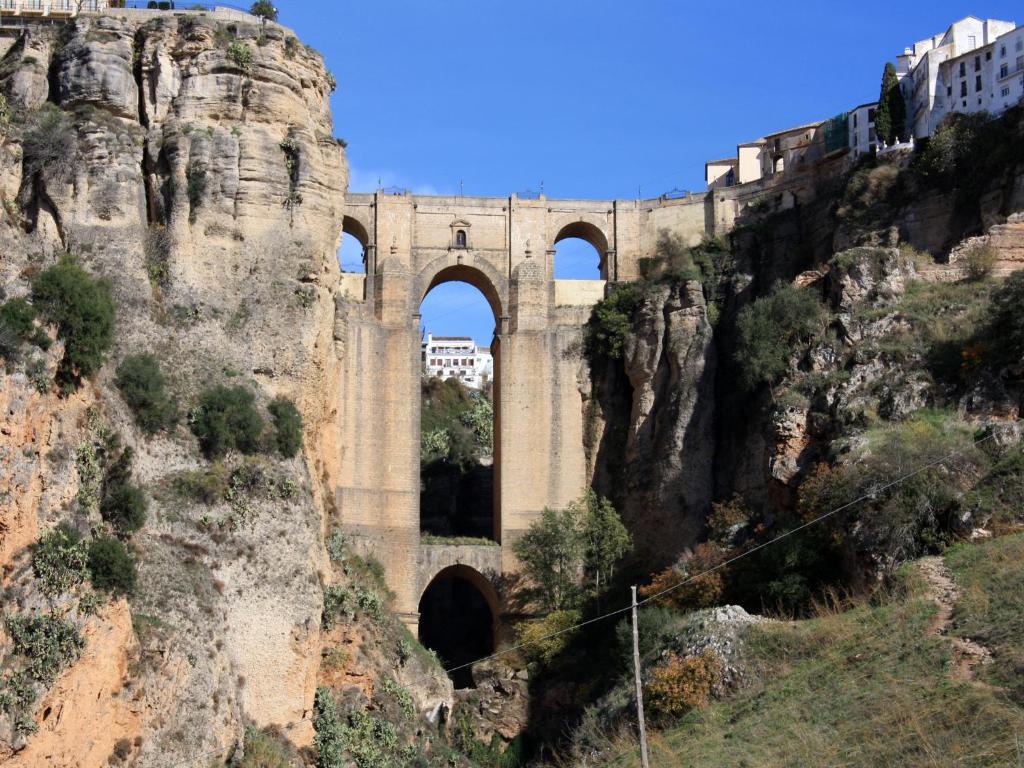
top-left (283, 0), bottom-right (1020, 344)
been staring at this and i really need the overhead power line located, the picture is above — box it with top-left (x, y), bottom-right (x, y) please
top-left (444, 430), bottom-right (997, 674)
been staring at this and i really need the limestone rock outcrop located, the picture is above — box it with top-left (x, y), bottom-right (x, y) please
top-left (589, 279), bottom-right (716, 564)
top-left (0, 9), bottom-right (351, 765)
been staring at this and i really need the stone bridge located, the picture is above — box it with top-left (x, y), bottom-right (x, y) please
top-left (332, 189), bottom-right (713, 659)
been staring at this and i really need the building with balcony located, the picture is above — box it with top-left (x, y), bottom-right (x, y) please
top-left (896, 16), bottom-right (1018, 137)
top-left (422, 334), bottom-right (493, 391)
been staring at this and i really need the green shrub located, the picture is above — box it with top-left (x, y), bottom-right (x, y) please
top-left (268, 396), bottom-right (302, 458)
top-left (250, 0), bottom-right (277, 21)
top-left (186, 160), bottom-right (207, 222)
top-left (734, 282), bottom-right (824, 393)
top-left (115, 353), bottom-right (178, 435)
top-left (32, 524), bottom-right (89, 598)
top-left (459, 391), bottom-right (493, 452)
top-left (239, 725), bottom-right (293, 768)
top-left (963, 242), bottom-right (997, 280)
top-left (914, 110), bottom-right (1024, 202)
top-left (313, 689), bottom-right (402, 768)
top-left (326, 530), bottom-right (348, 562)
top-left (6, 613), bottom-right (85, 686)
top-left (227, 41), bottom-right (253, 71)
top-left (87, 536), bottom-right (137, 595)
top-left (322, 584), bottom-right (384, 628)
top-left (101, 483), bottom-right (147, 534)
top-left (515, 609), bottom-right (582, 666)
top-left (2, 614), bottom-right (84, 734)
top-left (172, 462), bottom-right (230, 504)
top-left (21, 104), bottom-right (77, 184)
top-left (983, 270), bottom-right (1024, 364)
top-left (0, 297), bottom-right (49, 362)
top-left (30, 255), bottom-right (116, 391)
top-left (190, 385), bottom-right (264, 458)
top-left (584, 283), bottom-right (641, 361)
top-left (100, 447), bottom-right (147, 534)
top-left (379, 677), bottom-right (414, 718)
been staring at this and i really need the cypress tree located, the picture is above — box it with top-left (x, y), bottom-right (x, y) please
top-left (876, 62), bottom-right (906, 145)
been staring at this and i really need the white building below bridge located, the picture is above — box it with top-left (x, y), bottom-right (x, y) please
top-left (422, 334), bottom-right (493, 390)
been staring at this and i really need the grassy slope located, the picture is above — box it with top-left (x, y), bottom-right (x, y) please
top-left (608, 535), bottom-right (1024, 768)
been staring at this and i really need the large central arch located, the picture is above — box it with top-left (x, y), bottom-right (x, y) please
top-left (421, 262), bottom-right (505, 324)
top-left (418, 264), bottom-right (503, 542)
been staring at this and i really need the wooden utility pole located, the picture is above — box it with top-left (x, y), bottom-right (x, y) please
top-left (631, 586), bottom-right (650, 768)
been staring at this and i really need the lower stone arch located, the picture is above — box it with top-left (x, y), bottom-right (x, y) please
top-left (418, 564), bottom-right (500, 688)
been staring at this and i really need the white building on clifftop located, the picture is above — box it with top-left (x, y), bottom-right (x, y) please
top-left (896, 16), bottom-right (1019, 137)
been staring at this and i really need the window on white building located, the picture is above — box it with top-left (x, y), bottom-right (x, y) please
top-left (974, 55), bottom-right (980, 72)
top-left (975, 75), bottom-right (982, 92)
top-left (959, 61), bottom-right (966, 76)
top-left (960, 80), bottom-right (968, 97)
top-left (1001, 63), bottom-right (1009, 78)
top-left (1003, 86), bottom-right (1011, 97)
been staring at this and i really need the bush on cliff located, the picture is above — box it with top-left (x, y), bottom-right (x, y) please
top-left (32, 524), bottom-right (89, 598)
top-left (268, 395), bottom-right (303, 458)
top-left (87, 535), bottom-right (137, 595)
top-left (115, 353), bottom-right (179, 435)
top-left (30, 255), bottom-right (116, 392)
top-left (100, 446), bottom-right (148, 534)
top-left (0, 296), bottom-right (49, 361)
top-left (983, 269), bottom-right (1024, 365)
top-left (734, 282), bottom-right (824, 394)
top-left (20, 104), bottom-right (78, 184)
top-left (584, 283), bottom-right (641, 361)
top-left (190, 385), bottom-right (265, 458)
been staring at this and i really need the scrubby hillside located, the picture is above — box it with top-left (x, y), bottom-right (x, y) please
top-left (522, 109), bottom-right (1024, 763)
top-left (602, 534), bottom-right (1024, 767)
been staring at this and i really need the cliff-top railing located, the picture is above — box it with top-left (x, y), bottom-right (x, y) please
top-left (0, 0), bottom-right (256, 18)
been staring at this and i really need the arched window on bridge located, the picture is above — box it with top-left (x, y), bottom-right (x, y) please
top-left (337, 215), bottom-right (369, 274)
top-left (455, 229), bottom-right (467, 248)
top-left (419, 565), bottom-right (497, 689)
top-left (337, 232), bottom-right (365, 273)
top-left (553, 221), bottom-right (608, 280)
top-left (419, 272), bottom-right (499, 543)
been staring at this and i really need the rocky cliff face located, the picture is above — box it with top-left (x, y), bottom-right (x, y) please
top-left (585, 112), bottom-right (1024, 576)
top-left (0, 11), bottom-right (452, 766)
top-left (586, 279), bottom-right (716, 565)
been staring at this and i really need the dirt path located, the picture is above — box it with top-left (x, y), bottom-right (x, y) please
top-left (916, 556), bottom-right (994, 685)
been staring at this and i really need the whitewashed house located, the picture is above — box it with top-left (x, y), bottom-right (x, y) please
top-left (422, 334), bottom-right (493, 390)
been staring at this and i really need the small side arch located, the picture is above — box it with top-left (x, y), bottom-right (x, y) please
top-left (553, 219), bottom-right (611, 279)
top-left (554, 219), bottom-right (609, 256)
top-left (341, 214), bottom-right (371, 250)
